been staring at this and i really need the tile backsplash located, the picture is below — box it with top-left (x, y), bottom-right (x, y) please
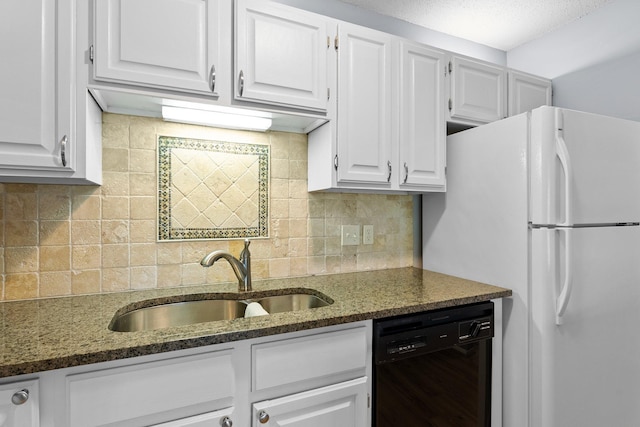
top-left (0, 113), bottom-right (414, 301)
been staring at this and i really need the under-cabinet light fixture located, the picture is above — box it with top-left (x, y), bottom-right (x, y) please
top-left (161, 105), bottom-right (272, 132)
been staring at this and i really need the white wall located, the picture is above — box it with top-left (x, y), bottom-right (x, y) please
top-left (271, 0), bottom-right (506, 65)
top-left (506, 0), bottom-right (640, 120)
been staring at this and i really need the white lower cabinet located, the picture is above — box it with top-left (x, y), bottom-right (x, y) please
top-left (0, 379), bottom-right (39, 427)
top-left (4, 321), bottom-right (370, 427)
top-left (252, 377), bottom-right (368, 427)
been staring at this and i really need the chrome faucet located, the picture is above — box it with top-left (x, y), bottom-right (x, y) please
top-left (200, 239), bottom-right (252, 292)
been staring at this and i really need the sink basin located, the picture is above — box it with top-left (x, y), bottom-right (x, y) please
top-left (109, 291), bottom-right (332, 332)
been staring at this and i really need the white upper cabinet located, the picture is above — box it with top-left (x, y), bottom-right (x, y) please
top-left (508, 69), bottom-right (552, 116)
top-left (398, 42), bottom-right (446, 190)
top-left (335, 23), bottom-right (394, 186)
top-left (447, 55), bottom-right (507, 125)
top-left (94, 0), bottom-right (223, 96)
top-left (0, 0), bottom-right (101, 184)
top-left (235, 0), bottom-right (330, 112)
top-left (308, 24), bottom-right (446, 193)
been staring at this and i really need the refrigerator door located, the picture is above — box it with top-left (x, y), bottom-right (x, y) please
top-left (530, 106), bottom-right (640, 226)
top-left (530, 226), bottom-right (640, 427)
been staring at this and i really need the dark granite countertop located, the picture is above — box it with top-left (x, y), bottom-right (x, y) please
top-left (0, 268), bottom-right (511, 378)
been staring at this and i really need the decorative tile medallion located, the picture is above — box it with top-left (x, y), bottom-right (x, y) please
top-left (158, 136), bottom-right (269, 240)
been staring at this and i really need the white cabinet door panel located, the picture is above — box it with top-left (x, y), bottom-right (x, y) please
top-left (0, 0), bottom-right (69, 172)
top-left (94, 0), bottom-right (220, 95)
top-left (235, 0), bottom-right (329, 111)
top-left (508, 70), bottom-right (552, 116)
top-left (449, 56), bottom-right (506, 124)
top-left (336, 24), bottom-right (393, 185)
top-left (252, 377), bottom-right (368, 427)
top-left (0, 380), bottom-right (39, 427)
top-left (399, 42), bottom-right (446, 190)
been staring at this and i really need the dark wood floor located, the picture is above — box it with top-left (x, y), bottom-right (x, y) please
top-left (375, 343), bottom-right (490, 427)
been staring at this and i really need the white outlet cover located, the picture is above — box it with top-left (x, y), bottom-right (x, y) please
top-left (341, 225), bottom-right (360, 246)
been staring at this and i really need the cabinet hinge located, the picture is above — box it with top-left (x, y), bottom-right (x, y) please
top-left (90, 44), bottom-right (94, 63)
top-left (334, 155), bottom-right (338, 170)
top-left (327, 36), bottom-right (330, 49)
top-left (448, 98), bottom-right (452, 111)
top-left (367, 393), bottom-right (371, 408)
top-left (327, 87), bottom-right (330, 100)
top-left (448, 60), bottom-right (452, 74)
top-left (334, 36), bottom-right (339, 50)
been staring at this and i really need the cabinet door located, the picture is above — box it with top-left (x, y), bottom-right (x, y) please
top-left (0, 379), bottom-right (39, 427)
top-left (0, 0), bottom-right (71, 172)
top-left (336, 23), bottom-right (393, 186)
top-left (151, 407), bottom-right (233, 426)
top-left (235, 0), bottom-right (329, 111)
top-left (508, 70), bottom-right (552, 116)
top-left (449, 56), bottom-right (506, 124)
top-left (252, 377), bottom-right (369, 427)
top-left (94, 0), bottom-right (221, 95)
top-left (398, 42), bottom-right (446, 190)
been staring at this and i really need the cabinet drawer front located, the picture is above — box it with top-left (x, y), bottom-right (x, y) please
top-left (151, 407), bottom-right (233, 426)
top-left (252, 326), bottom-right (367, 391)
top-left (68, 350), bottom-right (234, 427)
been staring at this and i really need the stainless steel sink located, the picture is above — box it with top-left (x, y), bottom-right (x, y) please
top-left (109, 291), bottom-right (332, 332)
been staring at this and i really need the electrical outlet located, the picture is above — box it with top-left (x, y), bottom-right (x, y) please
top-left (341, 225), bottom-right (360, 246)
top-left (363, 225), bottom-right (374, 245)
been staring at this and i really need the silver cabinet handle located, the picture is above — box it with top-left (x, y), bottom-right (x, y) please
top-left (403, 162), bottom-right (409, 183)
top-left (220, 416), bottom-right (232, 427)
top-left (238, 70), bottom-right (245, 97)
top-left (11, 389), bottom-right (29, 405)
top-left (387, 160), bottom-right (392, 182)
top-left (60, 135), bottom-right (68, 167)
top-left (258, 410), bottom-right (270, 424)
top-left (209, 64), bottom-right (216, 93)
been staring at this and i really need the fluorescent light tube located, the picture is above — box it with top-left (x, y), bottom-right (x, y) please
top-left (162, 106), bottom-right (272, 132)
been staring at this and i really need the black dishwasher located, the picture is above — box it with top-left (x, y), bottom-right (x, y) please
top-left (373, 301), bottom-right (494, 427)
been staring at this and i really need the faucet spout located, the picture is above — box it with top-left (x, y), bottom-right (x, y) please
top-left (200, 240), bottom-right (252, 292)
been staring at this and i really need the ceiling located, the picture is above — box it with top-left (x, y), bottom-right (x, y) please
top-left (337, 0), bottom-right (613, 50)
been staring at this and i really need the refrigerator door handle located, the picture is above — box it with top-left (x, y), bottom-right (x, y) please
top-left (555, 110), bottom-right (573, 227)
top-left (555, 228), bottom-right (573, 325)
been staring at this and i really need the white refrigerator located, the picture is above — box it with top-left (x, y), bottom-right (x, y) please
top-left (422, 106), bottom-right (640, 427)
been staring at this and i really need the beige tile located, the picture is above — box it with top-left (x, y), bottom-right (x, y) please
top-left (268, 258), bottom-right (290, 278)
top-left (39, 221), bottom-right (70, 246)
top-left (181, 263), bottom-right (206, 286)
top-left (5, 221), bottom-right (38, 246)
top-left (39, 271), bottom-right (72, 297)
top-left (4, 247), bottom-right (38, 273)
top-left (38, 193), bottom-right (71, 220)
top-left (130, 149), bottom-right (156, 173)
top-left (72, 245), bottom-right (102, 270)
top-left (4, 273), bottom-right (38, 300)
top-left (102, 196), bottom-right (130, 219)
top-left (130, 243), bottom-right (156, 266)
top-left (71, 221), bottom-right (101, 245)
top-left (130, 121), bottom-right (157, 149)
top-left (130, 196), bottom-right (156, 220)
top-left (102, 244), bottom-right (129, 268)
top-left (4, 184), bottom-right (37, 194)
top-left (72, 270), bottom-right (101, 295)
top-left (157, 243), bottom-right (183, 265)
top-left (289, 257), bottom-right (308, 277)
top-left (130, 220), bottom-right (156, 243)
top-left (289, 199), bottom-right (308, 218)
top-left (101, 220), bottom-right (129, 244)
top-left (5, 193), bottom-right (37, 220)
top-left (157, 264), bottom-right (182, 288)
top-left (102, 121), bottom-right (130, 148)
top-left (39, 246), bottom-right (71, 272)
top-left (271, 158), bottom-right (289, 179)
top-left (101, 172), bottom-right (130, 197)
top-left (103, 148), bottom-right (130, 172)
top-left (130, 173), bottom-right (156, 196)
top-left (130, 266), bottom-right (157, 289)
top-left (270, 199), bottom-right (289, 219)
top-left (102, 268), bottom-right (131, 292)
top-left (71, 195), bottom-right (101, 220)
